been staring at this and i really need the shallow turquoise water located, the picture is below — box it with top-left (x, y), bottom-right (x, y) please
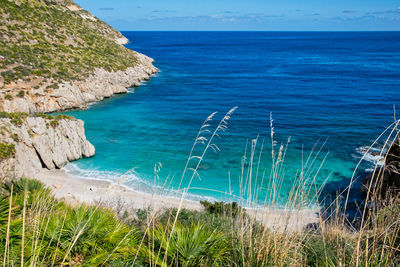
top-left (62, 32), bottom-right (400, 206)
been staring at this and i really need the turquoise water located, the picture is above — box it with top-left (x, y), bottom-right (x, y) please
top-left (62, 32), bottom-right (400, 206)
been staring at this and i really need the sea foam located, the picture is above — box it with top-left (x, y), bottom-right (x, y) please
top-left (63, 163), bottom-right (216, 202)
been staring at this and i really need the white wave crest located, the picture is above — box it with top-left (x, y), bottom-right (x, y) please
top-left (63, 163), bottom-right (217, 202)
top-left (355, 146), bottom-right (385, 167)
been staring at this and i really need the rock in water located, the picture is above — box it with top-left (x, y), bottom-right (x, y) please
top-left (361, 139), bottom-right (400, 198)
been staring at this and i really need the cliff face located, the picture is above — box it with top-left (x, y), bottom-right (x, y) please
top-left (0, 115), bottom-right (95, 179)
top-left (1, 53), bottom-right (157, 113)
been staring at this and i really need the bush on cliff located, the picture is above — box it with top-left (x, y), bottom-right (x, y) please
top-left (0, 143), bottom-right (15, 161)
top-left (200, 200), bottom-right (242, 217)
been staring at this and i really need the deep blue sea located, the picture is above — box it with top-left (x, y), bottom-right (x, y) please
top-left (63, 31), bottom-right (400, 206)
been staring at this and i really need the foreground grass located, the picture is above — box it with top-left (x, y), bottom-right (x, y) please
top-left (0, 178), bottom-right (399, 266)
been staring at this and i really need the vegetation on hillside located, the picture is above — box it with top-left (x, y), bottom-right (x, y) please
top-left (0, 143), bottom-right (15, 160)
top-left (0, 111), bottom-right (73, 130)
top-left (0, 0), bottom-right (138, 91)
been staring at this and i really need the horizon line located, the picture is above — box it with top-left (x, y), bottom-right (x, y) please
top-left (119, 29), bottom-right (400, 32)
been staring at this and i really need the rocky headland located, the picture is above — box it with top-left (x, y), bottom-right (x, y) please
top-left (1, 53), bottom-right (157, 113)
top-left (0, 0), bottom-right (158, 178)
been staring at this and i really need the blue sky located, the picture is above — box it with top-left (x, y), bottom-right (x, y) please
top-left (75, 0), bottom-right (400, 31)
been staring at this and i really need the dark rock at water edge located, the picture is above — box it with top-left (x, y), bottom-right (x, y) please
top-left (361, 139), bottom-right (400, 199)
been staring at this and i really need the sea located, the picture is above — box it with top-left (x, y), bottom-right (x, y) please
top-left (61, 31), bottom-right (400, 207)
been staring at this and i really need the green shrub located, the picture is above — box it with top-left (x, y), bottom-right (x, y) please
top-left (10, 118), bottom-right (23, 125)
top-left (5, 94), bottom-right (13, 100)
top-left (13, 65), bottom-right (30, 77)
top-left (16, 90), bottom-right (25, 98)
top-left (50, 120), bottom-right (59, 127)
top-left (34, 112), bottom-right (47, 119)
top-left (0, 143), bottom-right (15, 160)
top-left (1, 70), bottom-right (15, 84)
top-left (11, 133), bottom-right (19, 142)
top-left (153, 223), bottom-right (230, 266)
top-left (55, 114), bottom-right (73, 120)
top-left (1, 177), bottom-right (400, 266)
top-left (200, 200), bottom-right (242, 217)
top-left (5, 112), bottom-right (28, 126)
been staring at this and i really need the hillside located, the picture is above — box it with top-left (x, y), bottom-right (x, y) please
top-left (0, 0), bottom-right (157, 113)
top-left (0, 0), bottom-right (157, 177)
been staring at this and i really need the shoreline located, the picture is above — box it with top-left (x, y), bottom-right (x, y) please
top-left (35, 168), bottom-right (319, 231)
top-left (36, 168), bottom-right (203, 211)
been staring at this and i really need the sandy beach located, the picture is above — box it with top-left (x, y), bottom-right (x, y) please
top-left (36, 169), bottom-right (203, 211)
top-left (36, 168), bottom-right (319, 231)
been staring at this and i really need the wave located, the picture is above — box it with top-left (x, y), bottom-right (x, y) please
top-left (354, 146), bottom-right (385, 169)
top-left (127, 72), bottom-right (159, 93)
top-left (63, 163), bottom-right (217, 202)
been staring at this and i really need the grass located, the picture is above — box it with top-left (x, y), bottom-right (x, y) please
top-left (0, 111), bottom-right (74, 123)
top-left (1, 111), bottom-right (400, 266)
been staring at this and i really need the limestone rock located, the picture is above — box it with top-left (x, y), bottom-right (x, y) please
top-left (115, 37), bottom-right (129, 45)
top-left (0, 117), bottom-right (95, 179)
top-left (0, 52), bottom-right (158, 113)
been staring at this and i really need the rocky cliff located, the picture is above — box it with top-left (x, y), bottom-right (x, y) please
top-left (0, 0), bottom-right (158, 113)
top-left (1, 53), bottom-right (157, 113)
top-left (0, 0), bottom-right (158, 178)
top-left (0, 113), bottom-right (95, 179)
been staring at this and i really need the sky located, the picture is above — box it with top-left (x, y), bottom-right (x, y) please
top-left (75, 0), bottom-right (400, 31)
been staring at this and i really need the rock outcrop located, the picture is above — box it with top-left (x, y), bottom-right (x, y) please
top-left (115, 36), bottom-right (129, 45)
top-left (1, 0), bottom-right (159, 113)
top-left (0, 53), bottom-right (157, 113)
top-left (0, 116), bottom-right (94, 179)
top-left (361, 139), bottom-right (400, 198)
